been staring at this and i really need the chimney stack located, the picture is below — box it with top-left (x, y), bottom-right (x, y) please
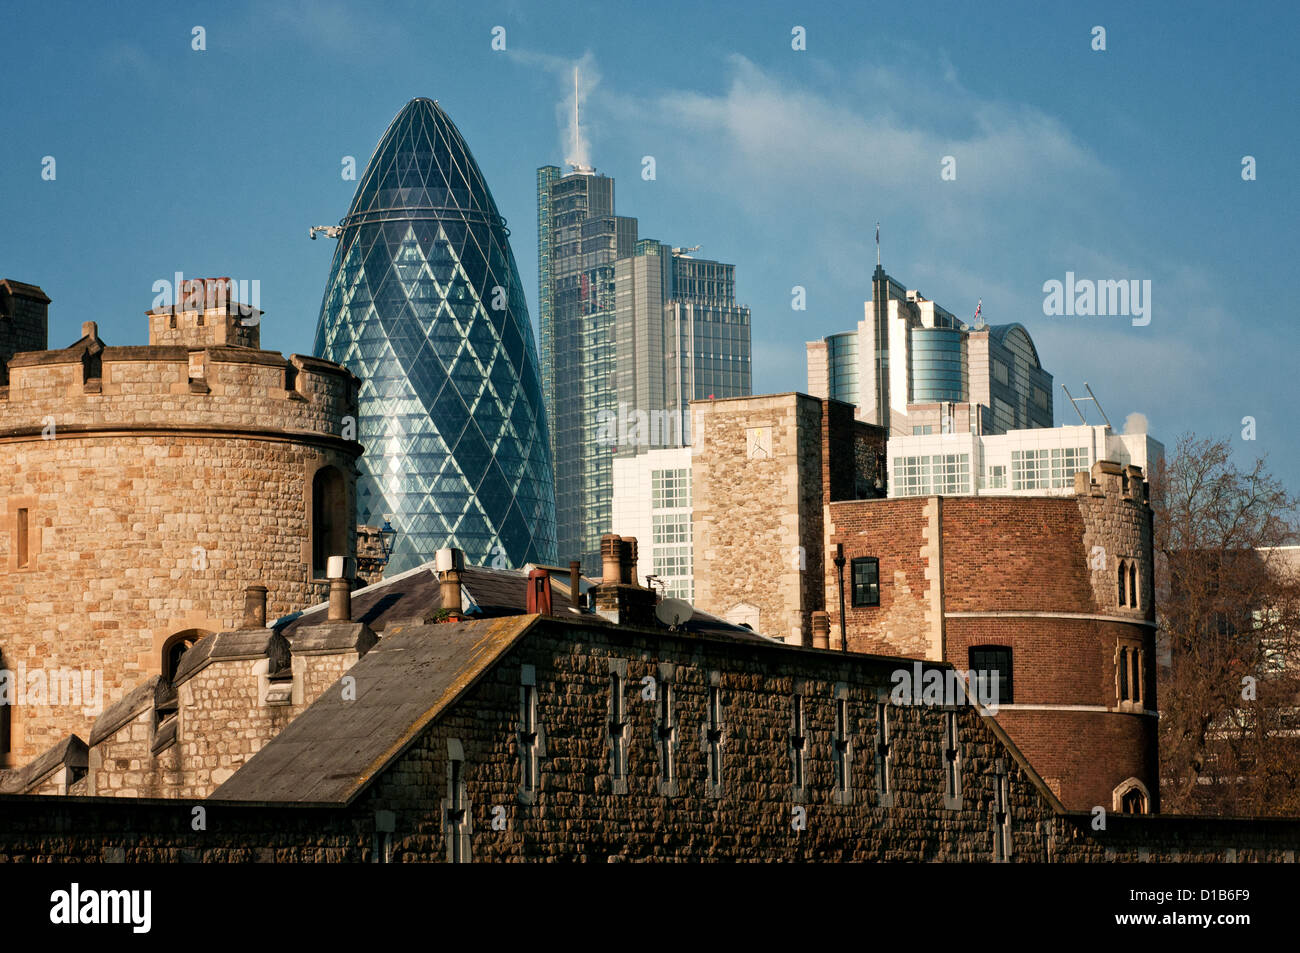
top-left (326, 555), bottom-right (352, 622)
top-left (620, 538), bottom-right (637, 585)
top-left (811, 611), bottom-right (831, 649)
top-left (242, 585), bottom-right (268, 629)
top-left (569, 560), bottom-right (582, 609)
top-left (527, 568), bottom-right (553, 615)
top-left (601, 534), bottom-right (622, 585)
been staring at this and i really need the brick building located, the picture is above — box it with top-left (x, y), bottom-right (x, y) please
top-left (692, 392), bottom-right (1156, 814)
top-left (0, 279), bottom-right (361, 763)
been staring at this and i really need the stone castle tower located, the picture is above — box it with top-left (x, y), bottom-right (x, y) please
top-left (0, 278), bottom-right (361, 764)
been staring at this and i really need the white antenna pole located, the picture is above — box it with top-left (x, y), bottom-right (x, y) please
top-left (573, 66), bottom-right (580, 163)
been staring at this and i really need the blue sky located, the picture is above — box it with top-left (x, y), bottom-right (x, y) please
top-left (3, 1), bottom-right (1297, 484)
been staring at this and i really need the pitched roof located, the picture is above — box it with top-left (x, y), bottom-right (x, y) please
top-left (273, 558), bottom-right (775, 644)
top-left (209, 615), bottom-right (537, 804)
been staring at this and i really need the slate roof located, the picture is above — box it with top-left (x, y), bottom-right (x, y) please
top-left (274, 558), bottom-right (774, 644)
top-left (210, 615), bottom-right (537, 804)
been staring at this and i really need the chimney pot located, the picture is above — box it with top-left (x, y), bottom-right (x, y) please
top-left (811, 611), bottom-right (831, 649)
top-left (243, 585), bottom-right (268, 628)
top-left (619, 537), bottom-right (638, 585)
top-left (569, 560), bottom-right (582, 608)
top-left (600, 534), bottom-right (623, 585)
top-left (439, 567), bottom-right (463, 620)
top-left (327, 578), bottom-right (351, 622)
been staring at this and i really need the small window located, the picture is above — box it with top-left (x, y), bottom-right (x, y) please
top-left (1118, 648), bottom-right (1130, 702)
top-left (851, 557), bottom-right (880, 607)
top-left (969, 646), bottom-right (1013, 704)
top-left (1121, 787), bottom-right (1146, 815)
top-left (1117, 561), bottom-right (1127, 606)
top-left (312, 466), bottom-right (348, 577)
top-left (16, 508), bottom-right (29, 568)
top-left (1129, 563), bottom-right (1138, 609)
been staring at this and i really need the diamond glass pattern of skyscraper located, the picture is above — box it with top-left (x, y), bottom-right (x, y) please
top-left (315, 99), bottom-right (556, 573)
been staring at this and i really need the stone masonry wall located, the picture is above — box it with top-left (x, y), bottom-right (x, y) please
top-left (358, 623), bottom-right (1057, 862)
top-left (692, 395), bottom-right (823, 644)
top-left (0, 344), bottom-right (360, 763)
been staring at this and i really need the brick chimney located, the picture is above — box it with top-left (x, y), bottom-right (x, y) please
top-left (593, 534), bottom-right (657, 627)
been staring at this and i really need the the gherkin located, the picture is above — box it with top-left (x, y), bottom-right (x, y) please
top-left (314, 98), bottom-right (557, 572)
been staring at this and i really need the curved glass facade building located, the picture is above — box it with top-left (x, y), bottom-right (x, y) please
top-left (910, 327), bottom-right (967, 403)
top-left (314, 98), bottom-right (557, 572)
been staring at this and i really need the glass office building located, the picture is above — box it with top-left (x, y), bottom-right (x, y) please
top-left (538, 167), bottom-right (751, 573)
top-left (315, 99), bottom-right (557, 572)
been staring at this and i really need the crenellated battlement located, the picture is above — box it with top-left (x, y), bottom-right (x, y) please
top-left (2, 322), bottom-right (358, 443)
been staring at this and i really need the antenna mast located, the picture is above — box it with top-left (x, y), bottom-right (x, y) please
top-left (567, 66), bottom-right (594, 174)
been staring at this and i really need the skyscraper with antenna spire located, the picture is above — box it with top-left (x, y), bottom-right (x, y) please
top-left (538, 75), bottom-right (752, 573)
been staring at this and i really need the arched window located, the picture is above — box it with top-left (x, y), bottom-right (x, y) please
top-left (1117, 561), bottom-right (1126, 606)
top-left (1129, 562), bottom-right (1138, 609)
top-left (1113, 777), bottom-right (1150, 815)
top-left (161, 629), bottom-right (210, 683)
top-left (312, 465), bottom-right (347, 577)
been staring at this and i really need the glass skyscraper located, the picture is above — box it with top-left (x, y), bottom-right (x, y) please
top-left (315, 99), bottom-right (556, 573)
top-left (538, 167), bottom-right (751, 573)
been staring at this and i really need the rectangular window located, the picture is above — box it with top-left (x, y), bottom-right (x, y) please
top-left (912, 425), bottom-right (933, 435)
top-left (851, 557), bottom-right (880, 607)
top-left (518, 666), bottom-right (540, 800)
top-left (932, 454), bottom-right (971, 494)
top-left (651, 468), bottom-right (690, 509)
top-left (893, 455), bottom-right (931, 497)
top-left (832, 690), bottom-right (853, 801)
top-left (608, 668), bottom-right (628, 790)
top-left (16, 508), bottom-right (29, 568)
top-left (706, 679), bottom-right (724, 795)
top-left (943, 710), bottom-right (962, 806)
top-left (875, 701), bottom-right (893, 806)
top-left (655, 666), bottom-right (677, 795)
top-left (969, 646), bottom-right (1013, 705)
top-left (651, 512), bottom-right (690, 544)
top-left (988, 465), bottom-right (1007, 489)
top-left (992, 360), bottom-right (1009, 385)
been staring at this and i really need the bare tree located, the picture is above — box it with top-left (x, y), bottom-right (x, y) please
top-left (1151, 433), bottom-right (1300, 816)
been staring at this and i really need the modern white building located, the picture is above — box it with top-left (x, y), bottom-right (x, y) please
top-left (887, 423), bottom-right (1164, 497)
top-left (806, 263), bottom-right (1054, 436)
top-left (610, 446), bottom-right (694, 599)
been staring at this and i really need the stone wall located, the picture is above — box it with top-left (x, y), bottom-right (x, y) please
top-left (692, 394), bottom-right (825, 644)
top-left (1, 618), bottom-right (1296, 862)
top-left (0, 327), bottom-right (361, 763)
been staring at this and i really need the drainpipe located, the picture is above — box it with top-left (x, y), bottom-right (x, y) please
top-left (833, 542), bottom-right (848, 653)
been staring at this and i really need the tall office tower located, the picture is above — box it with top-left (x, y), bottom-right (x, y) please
top-left (316, 99), bottom-right (557, 573)
top-left (539, 167), bottom-right (751, 572)
top-left (807, 263), bottom-right (1053, 436)
top-left (536, 166), bottom-right (637, 571)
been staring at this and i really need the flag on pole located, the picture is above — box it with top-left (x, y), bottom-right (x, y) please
top-left (973, 298), bottom-right (982, 324)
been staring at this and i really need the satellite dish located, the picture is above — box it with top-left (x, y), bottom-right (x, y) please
top-left (655, 598), bottom-right (693, 628)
